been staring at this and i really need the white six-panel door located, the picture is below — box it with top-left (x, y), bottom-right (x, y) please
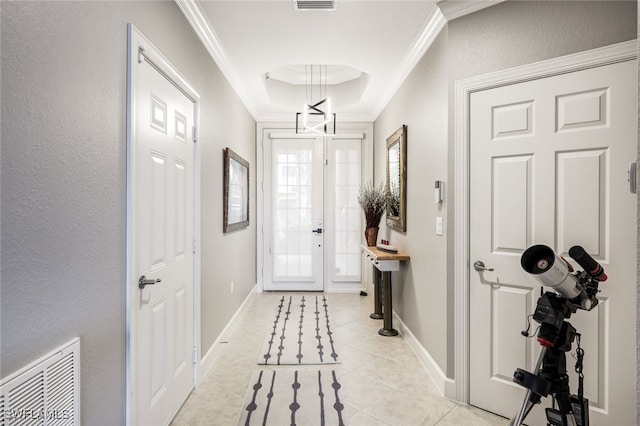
top-left (469, 59), bottom-right (637, 424)
top-left (129, 27), bottom-right (197, 426)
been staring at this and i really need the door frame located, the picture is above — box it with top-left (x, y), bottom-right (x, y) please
top-left (453, 40), bottom-right (636, 403)
top-left (256, 122), bottom-right (374, 293)
top-left (125, 24), bottom-right (202, 425)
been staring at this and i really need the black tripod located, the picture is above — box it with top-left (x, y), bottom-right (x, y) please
top-left (508, 292), bottom-right (589, 426)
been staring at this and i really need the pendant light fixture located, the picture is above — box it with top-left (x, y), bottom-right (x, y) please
top-left (296, 64), bottom-right (336, 135)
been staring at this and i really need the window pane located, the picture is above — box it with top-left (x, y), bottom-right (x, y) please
top-left (272, 139), bottom-right (315, 280)
top-left (332, 139), bottom-right (361, 280)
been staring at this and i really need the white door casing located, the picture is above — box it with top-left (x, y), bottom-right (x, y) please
top-left (454, 41), bottom-right (637, 405)
top-left (467, 56), bottom-right (636, 424)
top-left (126, 25), bottom-right (200, 426)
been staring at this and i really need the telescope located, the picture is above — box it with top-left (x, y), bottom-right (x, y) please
top-left (509, 244), bottom-right (606, 426)
top-left (520, 244), bottom-right (606, 311)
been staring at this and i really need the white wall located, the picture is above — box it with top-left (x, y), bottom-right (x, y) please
top-left (0, 2), bottom-right (255, 424)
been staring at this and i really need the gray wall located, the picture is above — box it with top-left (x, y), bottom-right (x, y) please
top-left (1, 2), bottom-right (256, 424)
top-left (375, 1), bottom-right (637, 377)
top-left (374, 31), bottom-right (450, 371)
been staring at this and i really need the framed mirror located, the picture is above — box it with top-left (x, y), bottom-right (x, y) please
top-left (223, 148), bottom-right (250, 233)
top-left (386, 125), bottom-right (407, 232)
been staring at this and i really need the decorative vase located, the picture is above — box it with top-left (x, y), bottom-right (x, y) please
top-left (365, 226), bottom-right (379, 247)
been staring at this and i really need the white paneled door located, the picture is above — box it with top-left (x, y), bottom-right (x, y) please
top-left (263, 134), bottom-right (363, 291)
top-left (469, 59), bottom-right (637, 424)
top-left (129, 27), bottom-right (197, 426)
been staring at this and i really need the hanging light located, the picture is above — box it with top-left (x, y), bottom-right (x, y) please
top-left (296, 65), bottom-right (336, 135)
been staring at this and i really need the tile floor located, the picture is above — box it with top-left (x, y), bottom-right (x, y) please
top-left (171, 292), bottom-right (507, 425)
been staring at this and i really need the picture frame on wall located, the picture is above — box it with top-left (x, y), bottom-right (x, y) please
top-left (223, 148), bottom-right (249, 233)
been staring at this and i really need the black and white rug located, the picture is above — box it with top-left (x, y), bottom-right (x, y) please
top-left (258, 295), bottom-right (340, 365)
top-left (237, 369), bottom-right (346, 426)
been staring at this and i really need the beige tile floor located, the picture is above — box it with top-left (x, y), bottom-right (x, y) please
top-left (171, 292), bottom-right (507, 426)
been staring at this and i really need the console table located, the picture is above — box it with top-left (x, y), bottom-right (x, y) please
top-left (361, 245), bottom-right (410, 336)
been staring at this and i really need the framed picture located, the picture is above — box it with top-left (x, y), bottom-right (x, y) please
top-left (223, 148), bottom-right (250, 233)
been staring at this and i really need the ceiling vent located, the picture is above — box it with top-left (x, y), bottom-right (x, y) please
top-left (294, 0), bottom-right (337, 11)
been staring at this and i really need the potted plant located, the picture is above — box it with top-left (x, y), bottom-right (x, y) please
top-left (358, 180), bottom-right (386, 246)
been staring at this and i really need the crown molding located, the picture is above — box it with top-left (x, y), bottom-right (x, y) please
top-left (175, 0), bottom-right (258, 119)
top-left (371, 5), bottom-right (447, 120)
top-left (176, 0), bottom-right (504, 123)
top-left (437, 0), bottom-right (505, 22)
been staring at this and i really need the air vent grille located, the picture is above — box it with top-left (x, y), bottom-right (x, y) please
top-left (294, 0), bottom-right (337, 11)
top-left (1, 338), bottom-right (79, 425)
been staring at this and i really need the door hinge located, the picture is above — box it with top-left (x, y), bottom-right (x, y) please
top-left (192, 345), bottom-right (198, 364)
top-left (192, 238), bottom-right (197, 254)
top-left (324, 159), bottom-right (328, 166)
top-left (192, 125), bottom-right (198, 143)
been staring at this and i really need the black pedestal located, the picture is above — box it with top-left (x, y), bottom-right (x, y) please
top-left (378, 270), bottom-right (398, 336)
top-left (370, 266), bottom-right (384, 319)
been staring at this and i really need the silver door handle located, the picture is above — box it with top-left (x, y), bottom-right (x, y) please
top-left (473, 261), bottom-right (494, 272)
top-left (138, 275), bottom-right (162, 289)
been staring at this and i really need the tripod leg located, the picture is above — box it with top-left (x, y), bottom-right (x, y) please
top-left (508, 347), bottom-right (547, 425)
top-left (507, 396), bottom-right (537, 426)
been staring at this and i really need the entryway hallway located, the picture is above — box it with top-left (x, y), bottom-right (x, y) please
top-left (170, 292), bottom-right (505, 425)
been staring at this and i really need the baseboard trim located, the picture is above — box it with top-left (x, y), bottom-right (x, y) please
top-left (392, 310), bottom-right (456, 400)
top-left (199, 285), bottom-right (256, 381)
top-left (324, 287), bottom-right (367, 294)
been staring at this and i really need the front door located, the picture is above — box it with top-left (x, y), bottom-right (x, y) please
top-left (469, 59), bottom-right (637, 424)
top-left (128, 27), bottom-right (197, 426)
top-left (263, 133), bottom-right (364, 291)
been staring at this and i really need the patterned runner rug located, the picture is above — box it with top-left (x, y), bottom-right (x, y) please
top-left (237, 369), bottom-right (346, 426)
top-left (257, 295), bottom-right (340, 365)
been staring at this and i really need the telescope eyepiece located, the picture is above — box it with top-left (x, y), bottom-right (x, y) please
top-left (568, 245), bottom-right (607, 282)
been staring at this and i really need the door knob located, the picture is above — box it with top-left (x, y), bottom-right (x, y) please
top-left (473, 261), bottom-right (494, 272)
top-left (139, 275), bottom-right (162, 289)
top-left (312, 228), bottom-right (323, 234)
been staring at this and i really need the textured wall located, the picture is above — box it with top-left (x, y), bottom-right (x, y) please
top-left (374, 31), bottom-right (450, 374)
top-left (0, 2), bottom-right (255, 424)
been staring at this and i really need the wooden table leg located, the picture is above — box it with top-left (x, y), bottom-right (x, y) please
top-left (370, 266), bottom-right (383, 319)
top-left (378, 271), bottom-right (398, 336)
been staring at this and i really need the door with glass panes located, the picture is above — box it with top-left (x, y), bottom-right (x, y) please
top-left (264, 133), bottom-right (364, 291)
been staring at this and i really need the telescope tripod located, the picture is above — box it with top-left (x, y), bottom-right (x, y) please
top-left (508, 320), bottom-right (588, 426)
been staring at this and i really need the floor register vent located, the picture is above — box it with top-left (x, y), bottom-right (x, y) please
top-left (1, 338), bottom-right (80, 425)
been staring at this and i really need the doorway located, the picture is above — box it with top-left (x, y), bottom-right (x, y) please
top-left (258, 126), bottom-right (373, 292)
top-left (126, 25), bottom-right (200, 426)
top-left (455, 41), bottom-right (637, 425)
